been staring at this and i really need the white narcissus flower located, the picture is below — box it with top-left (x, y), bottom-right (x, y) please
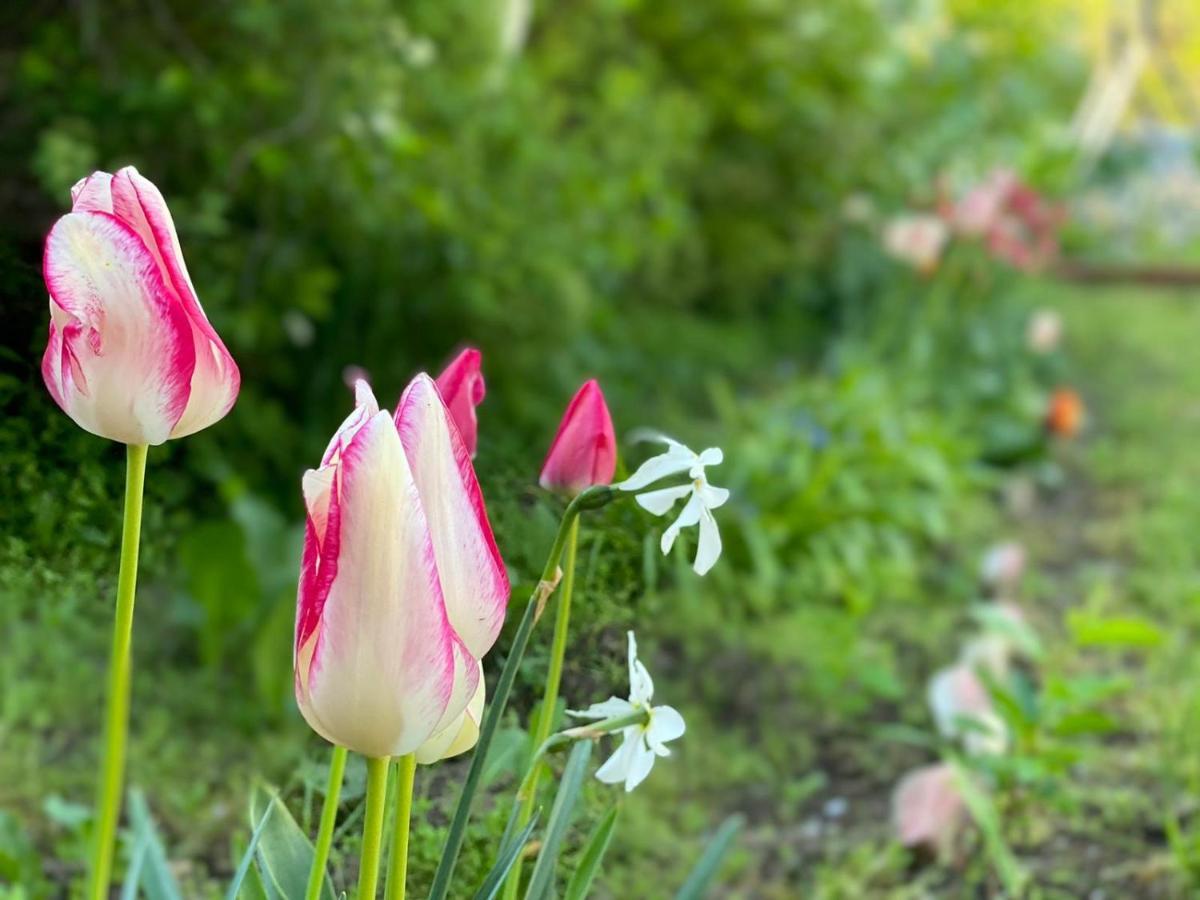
top-left (617, 435), bottom-right (729, 576)
top-left (568, 632), bottom-right (685, 792)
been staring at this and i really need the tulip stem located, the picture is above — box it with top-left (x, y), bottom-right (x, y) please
top-left (306, 745), bottom-right (347, 900)
top-left (427, 485), bottom-right (612, 900)
top-left (358, 757), bottom-right (391, 899)
top-left (502, 515), bottom-right (580, 900)
top-left (86, 443), bottom-right (148, 900)
top-left (385, 754), bottom-right (417, 900)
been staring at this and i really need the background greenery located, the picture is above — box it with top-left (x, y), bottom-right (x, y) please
top-left (2, 0), bottom-right (1198, 896)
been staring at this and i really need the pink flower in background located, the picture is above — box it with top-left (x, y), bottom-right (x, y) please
top-left (539, 379), bottom-right (617, 495)
top-left (950, 168), bottom-right (1065, 272)
top-left (40, 167), bottom-right (239, 444)
top-left (294, 376), bottom-right (510, 758)
top-left (891, 763), bottom-right (967, 854)
top-left (882, 214), bottom-right (949, 273)
top-left (435, 347), bottom-right (486, 458)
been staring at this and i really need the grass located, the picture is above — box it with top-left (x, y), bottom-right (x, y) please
top-left (3, 280), bottom-right (1200, 897)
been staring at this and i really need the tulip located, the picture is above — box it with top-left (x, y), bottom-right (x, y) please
top-left (39, 168), bottom-right (240, 900)
top-left (41, 167), bottom-right (239, 445)
top-left (296, 375), bottom-right (508, 898)
top-left (927, 664), bottom-right (1008, 756)
top-left (538, 379), bottom-right (617, 494)
top-left (435, 347), bottom-right (486, 458)
top-left (295, 376), bottom-right (508, 758)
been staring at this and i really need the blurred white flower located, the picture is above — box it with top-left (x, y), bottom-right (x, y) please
top-left (927, 663), bottom-right (1008, 756)
top-left (1026, 309), bottom-right (1063, 353)
top-left (618, 435), bottom-right (729, 576)
top-left (569, 631), bottom-right (685, 792)
top-left (882, 214), bottom-right (948, 273)
top-left (979, 540), bottom-right (1026, 591)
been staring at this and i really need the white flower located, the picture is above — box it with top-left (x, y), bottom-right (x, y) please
top-left (882, 213), bottom-right (949, 272)
top-left (617, 435), bottom-right (729, 576)
top-left (927, 664), bottom-right (1008, 756)
top-left (568, 631), bottom-right (685, 792)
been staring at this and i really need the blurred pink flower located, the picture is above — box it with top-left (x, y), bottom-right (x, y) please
top-left (892, 763), bottom-right (967, 854)
top-left (980, 541), bottom-right (1026, 591)
top-left (928, 664), bottom-right (1007, 755)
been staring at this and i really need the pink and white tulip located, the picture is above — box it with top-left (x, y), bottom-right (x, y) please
top-left (539, 379), bottom-right (617, 495)
top-left (927, 664), bottom-right (1008, 756)
top-left (294, 375), bottom-right (510, 759)
top-left (41, 167), bottom-right (239, 445)
top-left (435, 348), bottom-right (486, 458)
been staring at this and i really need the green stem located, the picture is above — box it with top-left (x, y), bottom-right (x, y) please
top-left (427, 486), bottom-right (612, 900)
top-left (306, 745), bottom-right (348, 900)
top-left (385, 754), bottom-right (417, 900)
top-left (501, 516), bottom-right (580, 900)
top-left (357, 757), bottom-right (391, 899)
top-left (87, 443), bottom-right (148, 900)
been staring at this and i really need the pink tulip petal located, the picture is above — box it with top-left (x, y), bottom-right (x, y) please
top-left (395, 374), bottom-right (509, 659)
top-left (109, 167), bottom-right (239, 438)
top-left (42, 211), bottom-right (195, 445)
top-left (296, 411), bottom-right (463, 758)
top-left (70, 172), bottom-right (114, 214)
top-left (538, 379), bottom-right (617, 494)
top-left (892, 763), bottom-right (966, 852)
top-left (434, 348), bottom-right (485, 458)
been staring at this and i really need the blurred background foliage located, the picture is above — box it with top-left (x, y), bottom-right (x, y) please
top-left (3, 0), bottom-right (1198, 895)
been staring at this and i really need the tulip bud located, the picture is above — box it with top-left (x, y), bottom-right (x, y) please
top-left (435, 348), bottom-right (485, 458)
top-left (41, 167), bottom-right (239, 445)
top-left (295, 377), bottom-right (509, 758)
top-left (891, 763), bottom-right (966, 854)
top-left (1046, 387), bottom-right (1084, 438)
top-left (539, 380), bottom-right (617, 495)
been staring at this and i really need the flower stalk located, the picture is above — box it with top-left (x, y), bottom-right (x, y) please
top-left (305, 745), bottom-right (348, 900)
top-left (427, 485), bottom-right (613, 900)
top-left (502, 515), bottom-right (580, 899)
top-left (358, 757), bottom-right (391, 899)
top-left (87, 443), bottom-right (148, 900)
top-left (385, 754), bottom-right (417, 900)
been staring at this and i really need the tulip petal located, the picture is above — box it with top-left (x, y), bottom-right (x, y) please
top-left (538, 379), bottom-right (617, 493)
top-left (415, 661), bottom-right (485, 765)
top-left (110, 167), bottom-right (239, 438)
top-left (434, 348), bottom-right (485, 458)
top-left (297, 411), bottom-right (461, 758)
top-left (892, 763), bottom-right (966, 853)
top-left (42, 211), bottom-right (195, 445)
top-left (395, 374), bottom-right (510, 659)
top-left (70, 172), bottom-right (114, 213)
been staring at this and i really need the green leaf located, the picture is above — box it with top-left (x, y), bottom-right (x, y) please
top-left (226, 800), bottom-right (275, 900)
top-left (674, 814), bottom-right (744, 900)
top-left (472, 814), bottom-right (541, 900)
top-left (523, 740), bottom-right (593, 900)
top-left (248, 783), bottom-right (335, 900)
top-left (126, 790), bottom-right (184, 900)
top-left (482, 726), bottom-right (530, 790)
top-left (1067, 611), bottom-right (1163, 648)
top-left (563, 805), bottom-right (620, 900)
top-left (950, 759), bottom-right (1027, 895)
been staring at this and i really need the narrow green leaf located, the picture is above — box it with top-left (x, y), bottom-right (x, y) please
top-left (563, 805), bottom-right (620, 900)
top-left (120, 834), bottom-right (148, 900)
top-left (950, 759), bottom-right (1027, 895)
top-left (249, 783), bottom-right (335, 900)
top-left (225, 801), bottom-right (275, 900)
top-left (126, 789), bottom-right (184, 900)
top-left (523, 740), bottom-right (593, 900)
top-left (472, 814), bottom-right (541, 900)
top-left (674, 814), bottom-right (744, 900)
